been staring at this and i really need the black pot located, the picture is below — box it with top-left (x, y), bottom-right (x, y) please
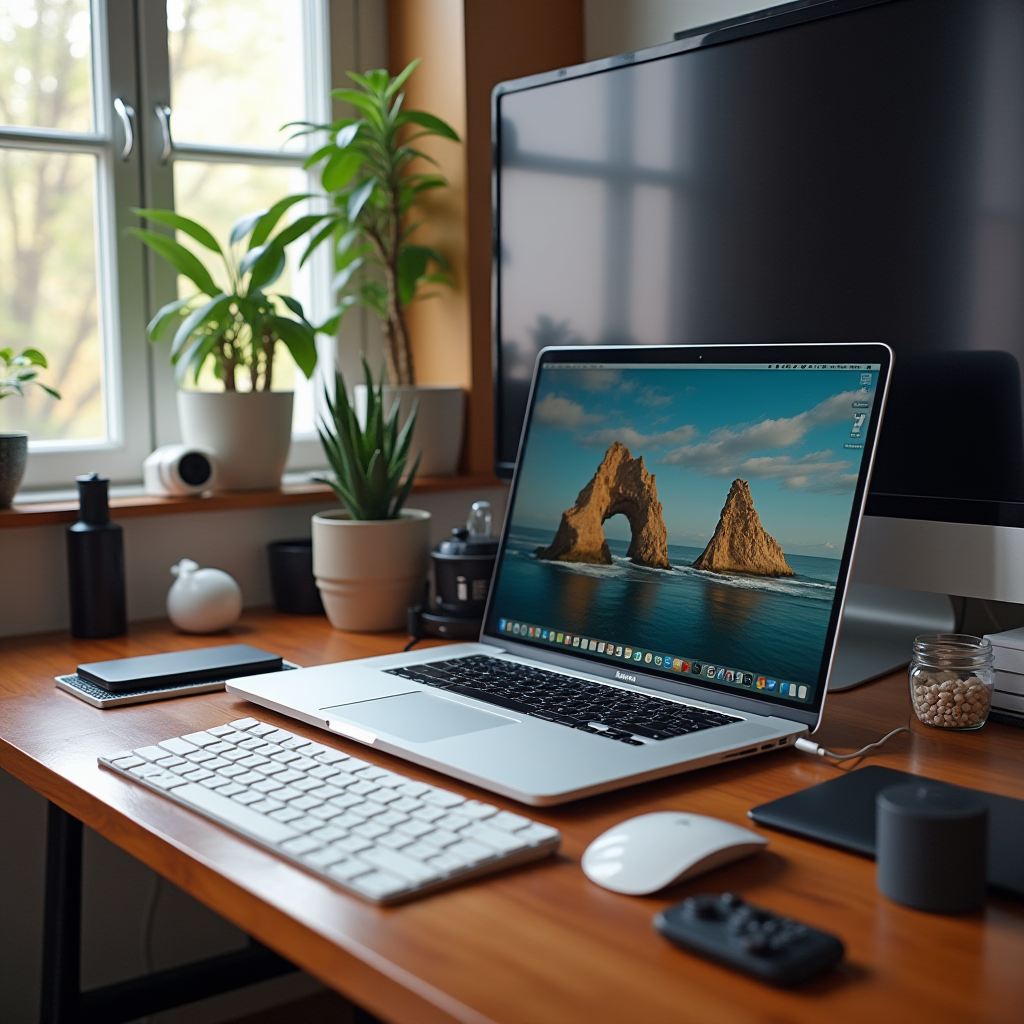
top-left (0, 432), bottom-right (28, 508)
top-left (268, 539), bottom-right (325, 615)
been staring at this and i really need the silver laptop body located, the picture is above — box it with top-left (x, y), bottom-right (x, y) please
top-left (231, 344), bottom-right (892, 806)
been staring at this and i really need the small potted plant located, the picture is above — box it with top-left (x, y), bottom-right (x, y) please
top-left (311, 361), bottom-right (430, 631)
top-left (293, 60), bottom-right (465, 476)
top-left (0, 347), bottom-right (60, 507)
top-left (132, 201), bottom-right (325, 491)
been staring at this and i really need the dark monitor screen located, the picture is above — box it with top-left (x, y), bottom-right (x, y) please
top-left (493, 0), bottom-right (1024, 508)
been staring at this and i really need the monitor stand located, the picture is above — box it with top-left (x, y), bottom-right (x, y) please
top-left (828, 583), bottom-right (955, 691)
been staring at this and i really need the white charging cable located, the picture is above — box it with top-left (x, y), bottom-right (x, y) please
top-left (794, 722), bottom-right (909, 761)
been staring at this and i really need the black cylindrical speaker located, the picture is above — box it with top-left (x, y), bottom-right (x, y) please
top-left (67, 473), bottom-right (127, 639)
top-left (876, 781), bottom-right (988, 914)
top-left (268, 540), bottom-right (324, 615)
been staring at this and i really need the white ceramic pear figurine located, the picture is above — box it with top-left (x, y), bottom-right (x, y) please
top-left (167, 558), bottom-right (242, 633)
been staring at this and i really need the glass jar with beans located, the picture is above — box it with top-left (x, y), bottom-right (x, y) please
top-left (909, 634), bottom-right (994, 730)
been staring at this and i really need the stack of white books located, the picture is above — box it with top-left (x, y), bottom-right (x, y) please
top-left (984, 627), bottom-right (1024, 727)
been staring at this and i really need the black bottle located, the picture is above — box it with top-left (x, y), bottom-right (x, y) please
top-left (67, 473), bottom-right (127, 638)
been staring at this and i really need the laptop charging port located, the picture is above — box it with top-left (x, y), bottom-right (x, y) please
top-left (760, 743), bottom-right (775, 750)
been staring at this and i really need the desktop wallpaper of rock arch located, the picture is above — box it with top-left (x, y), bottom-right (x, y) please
top-left (486, 362), bottom-right (878, 692)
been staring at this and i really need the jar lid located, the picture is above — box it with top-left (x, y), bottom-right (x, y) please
top-left (437, 527), bottom-right (499, 557)
top-left (913, 633), bottom-right (993, 668)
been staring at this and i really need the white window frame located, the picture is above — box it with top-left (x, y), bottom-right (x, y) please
top-left (7, 0), bottom-right (341, 491)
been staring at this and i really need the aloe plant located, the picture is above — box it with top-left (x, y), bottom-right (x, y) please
top-left (131, 200), bottom-right (328, 390)
top-left (288, 59), bottom-right (460, 386)
top-left (0, 347), bottom-right (60, 401)
top-left (316, 362), bottom-right (420, 520)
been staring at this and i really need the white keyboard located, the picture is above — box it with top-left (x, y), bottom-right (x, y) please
top-left (99, 717), bottom-right (561, 904)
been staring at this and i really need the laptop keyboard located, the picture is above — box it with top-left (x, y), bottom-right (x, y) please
top-left (99, 717), bottom-right (560, 904)
top-left (385, 655), bottom-right (741, 743)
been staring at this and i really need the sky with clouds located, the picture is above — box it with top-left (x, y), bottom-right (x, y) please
top-left (511, 363), bottom-right (878, 557)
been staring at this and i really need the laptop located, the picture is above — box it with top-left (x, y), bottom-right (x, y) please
top-left (231, 343), bottom-right (892, 805)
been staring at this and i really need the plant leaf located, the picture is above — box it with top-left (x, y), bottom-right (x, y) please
top-left (346, 178), bottom-right (376, 222)
top-left (229, 209), bottom-right (268, 247)
top-left (249, 194), bottom-right (311, 249)
top-left (331, 256), bottom-right (365, 294)
top-left (299, 218), bottom-right (339, 268)
top-left (171, 294), bottom-right (231, 359)
top-left (129, 228), bottom-right (220, 297)
top-left (322, 148), bottom-right (365, 192)
top-left (395, 109), bottom-right (460, 141)
top-left (245, 244), bottom-right (287, 293)
top-left (334, 122), bottom-right (360, 149)
top-left (267, 315), bottom-right (317, 378)
top-left (133, 207), bottom-right (222, 254)
top-left (146, 295), bottom-right (193, 340)
top-left (386, 58), bottom-right (420, 99)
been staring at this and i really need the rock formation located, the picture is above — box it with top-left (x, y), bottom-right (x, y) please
top-left (691, 479), bottom-right (794, 576)
top-left (537, 442), bottom-right (671, 570)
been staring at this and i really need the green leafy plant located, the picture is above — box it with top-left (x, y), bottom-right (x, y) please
top-left (289, 59), bottom-right (460, 386)
top-left (0, 348), bottom-right (61, 401)
top-left (316, 361), bottom-right (420, 520)
top-left (131, 201), bottom-right (328, 390)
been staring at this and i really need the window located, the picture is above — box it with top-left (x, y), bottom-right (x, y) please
top-left (0, 0), bottom-right (336, 489)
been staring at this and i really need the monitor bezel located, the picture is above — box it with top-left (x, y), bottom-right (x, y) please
top-left (479, 342), bottom-right (894, 731)
top-left (490, 0), bottom-right (899, 479)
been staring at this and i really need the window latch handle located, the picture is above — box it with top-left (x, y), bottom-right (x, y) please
top-left (156, 104), bottom-right (173, 164)
top-left (113, 98), bottom-right (135, 161)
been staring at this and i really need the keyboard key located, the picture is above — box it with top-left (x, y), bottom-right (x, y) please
top-left (370, 788), bottom-right (402, 805)
top-left (251, 798), bottom-right (285, 814)
top-left (310, 825), bottom-right (347, 844)
top-left (217, 764), bottom-right (248, 779)
top-left (150, 774), bottom-right (188, 790)
top-left (303, 847), bottom-right (347, 869)
top-left (203, 758), bottom-right (231, 771)
top-left (239, 755), bottom-right (269, 768)
top-left (254, 762), bottom-right (289, 776)
top-left (353, 821), bottom-right (389, 840)
top-left (208, 725), bottom-right (239, 737)
top-left (185, 750), bottom-right (216, 763)
top-left (398, 781), bottom-right (431, 798)
top-left (135, 745), bottom-right (168, 761)
top-left (232, 791), bottom-right (263, 805)
top-left (292, 778), bottom-right (324, 792)
top-left (271, 751), bottom-right (302, 764)
top-left (290, 757), bottom-right (318, 771)
top-left (436, 813), bottom-right (471, 832)
top-left (221, 749), bottom-right (249, 762)
top-left (347, 780), bottom-right (379, 796)
top-left (217, 783), bottom-right (246, 798)
top-left (351, 871), bottom-right (410, 899)
top-left (361, 847), bottom-right (443, 885)
top-left (403, 842), bottom-right (440, 861)
top-left (252, 778), bottom-right (284, 794)
top-left (519, 823), bottom-right (560, 844)
top-left (309, 785), bottom-right (342, 800)
top-left (289, 795), bottom-right (323, 811)
top-left (200, 775), bottom-right (230, 789)
top-left (445, 840), bottom-right (497, 868)
top-left (492, 812), bottom-right (531, 832)
top-left (159, 738), bottom-right (199, 755)
top-left (411, 806), bottom-right (447, 824)
top-left (280, 836), bottom-right (322, 856)
top-left (205, 743), bottom-right (234, 755)
top-left (375, 810), bottom-right (409, 828)
top-left (335, 835), bottom-right (373, 855)
top-left (391, 797), bottom-right (424, 814)
top-left (182, 731), bottom-right (219, 747)
top-left (291, 817), bottom-right (322, 834)
top-left (396, 820), bottom-right (434, 839)
top-left (420, 830), bottom-right (459, 849)
top-left (464, 825), bottom-right (531, 855)
top-left (264, 729), bottom-right (295, 743)
top-left (328, 793), bottom-right (365, 811)
top-left (422, 789), bottom-right (466, 809)
top-left (327, 858), bottom-right (374, 882)
top-left (309, 804), bottom-right (343, 821)
top-left (343, 758), bottom-right (371, 772)
top-left (354, 766), bottom-right (389, 781)
top-left (315, 750), bottom-right (349, 765)
top-left (461, 801), bottom-right (498, 820)
top-left (111, 756), bottom-right (144, 769)
top-left (307, 765), bottom-right (340, 780)
top-left (183, 768), bottom-right (214, 782)
top-left (234, 772), bottom-right (264, 786)
top-left (270, 807), bottom-right (305, 823)
top-left (274, 769), bottom-right (305, 784)
top-left (378, 832), bottom-right (413, 850)
top-left (281, 737), bottom-right (312, 750)
top-left (155, 755), bottom-right (185, 767)
top-left (229, 718), bottom-right (260, 730)
top-left (427, 852), bottom-right (470, 874)
top-left (237, 738), bottom-right (266, 751)
top-left (348, 801), bottom-right (386, 819)
top-left (250, 724), bottom-right (277, 737)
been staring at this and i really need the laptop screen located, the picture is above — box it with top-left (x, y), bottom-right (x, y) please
top-left (483, 353), bottom-right (884, 712)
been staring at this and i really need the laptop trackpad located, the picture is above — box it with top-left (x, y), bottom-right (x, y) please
top-left (322, 692), bottom-right (517, 743)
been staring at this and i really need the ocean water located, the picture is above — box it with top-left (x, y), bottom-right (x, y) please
top-left (489, 525), bottom-right (841, 685)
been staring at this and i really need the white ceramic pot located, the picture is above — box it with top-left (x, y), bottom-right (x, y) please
top-left (354, 384), bottom-right (464, 477)
top-left (312, 508), bottom-right (431, 632)
top-left (177, 390), bottom-right (293, 492)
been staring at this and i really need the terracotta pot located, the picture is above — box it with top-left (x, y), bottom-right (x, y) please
top-left (353, 384), bottom-right (464, 477)
top-left (177, 390), bottom-right (293, 491)
top-left (312, 508), bottom-right (431, 631)
top-left (0, 432), bottom-right (28, 508)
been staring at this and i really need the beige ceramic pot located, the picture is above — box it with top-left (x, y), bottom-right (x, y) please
top-left (353, 384), bottom-right (464, 476)
top-left (177, 390), bottom-right (293, 491)
top-left (312, 508), bottom-right (431, 631)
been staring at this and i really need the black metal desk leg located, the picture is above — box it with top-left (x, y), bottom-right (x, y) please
top-left (40, 803), bottom-right (84, 1024)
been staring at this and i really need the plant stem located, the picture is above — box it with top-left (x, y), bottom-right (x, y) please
top-left (262, 326), bottom-right (275, 392)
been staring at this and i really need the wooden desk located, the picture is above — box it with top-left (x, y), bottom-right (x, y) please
top-left (2, 610), bottom-right (1022, 1024)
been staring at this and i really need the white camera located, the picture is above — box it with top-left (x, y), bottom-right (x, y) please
top-left (143, 444), bottom-right (217, 496)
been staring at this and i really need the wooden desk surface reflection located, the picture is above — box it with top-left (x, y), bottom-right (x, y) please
top-left (2, 610), bottom-right (1022, 1024)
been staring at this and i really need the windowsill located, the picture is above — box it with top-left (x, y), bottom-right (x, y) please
top-left (0, 472), bottom-right (506, 529)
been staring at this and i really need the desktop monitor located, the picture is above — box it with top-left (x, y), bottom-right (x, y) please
top-left (491, 0), bottom-right (1024, 493)
top-left (491, 0), bottom-right (1024, 678)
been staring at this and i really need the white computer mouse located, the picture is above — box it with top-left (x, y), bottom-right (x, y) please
top-left (581, 811), bottom-right (768, 895)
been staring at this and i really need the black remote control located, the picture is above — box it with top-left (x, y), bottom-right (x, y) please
top-left (654, 893), bottom-right (844, 986)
